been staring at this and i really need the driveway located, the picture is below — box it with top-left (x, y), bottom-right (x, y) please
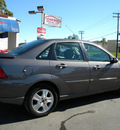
top-left (0, 91), bottom-right (120, 130)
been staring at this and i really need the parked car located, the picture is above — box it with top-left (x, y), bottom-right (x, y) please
top-left (18, 43), bottom-right (26, 46)
top-left (0, 39), bottom-right (119, 117)
top-left (0, 49), bottom-right (8, 53)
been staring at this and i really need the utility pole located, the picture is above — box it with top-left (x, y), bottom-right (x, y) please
top-left (113, 13), bottom-right (120, 58)
top-left (79, 31), bottom-right (84, 40)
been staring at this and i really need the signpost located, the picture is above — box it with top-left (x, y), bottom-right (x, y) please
top-left (29, 6), bottom-right (62, 39)
top-left (37, 13), bottom-right (62, 39)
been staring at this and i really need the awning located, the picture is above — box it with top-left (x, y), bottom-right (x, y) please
top-left (0, 18), bottom-right (19, 33)
top-left (0, 32), bottom-right (8, 38)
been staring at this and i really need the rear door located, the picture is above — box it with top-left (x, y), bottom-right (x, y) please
top-left (50, 42), bottom-right (90, 96)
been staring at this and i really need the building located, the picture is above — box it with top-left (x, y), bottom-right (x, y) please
top-left (0, 14), bottom-right (20, 50)
top-left (107, 40), bottom-right (117, 52)
top-left (93, 40), bottom-right (118, 53)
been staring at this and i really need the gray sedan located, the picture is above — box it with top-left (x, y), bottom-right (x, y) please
top-left (0, 39), bottom-right (119, 117)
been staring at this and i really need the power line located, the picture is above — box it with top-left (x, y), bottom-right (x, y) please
top-left (65, 25), bottom-right (75, 34)
top-left (84, 14), bottom-right (112, 31)
top-left (89, 32), bottom-right (116, 41)
top-left (113, 12), bottom-right (120, 58)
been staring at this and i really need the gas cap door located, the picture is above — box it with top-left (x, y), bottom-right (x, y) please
top-left (23, 66), bottom-right (33, 76)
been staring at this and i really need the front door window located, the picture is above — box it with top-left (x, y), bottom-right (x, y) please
top-left (84, 43), bottom-right (110, 62)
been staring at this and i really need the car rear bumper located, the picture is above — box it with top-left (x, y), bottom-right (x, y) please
top-left (0, 80), bottom-right (31, 105)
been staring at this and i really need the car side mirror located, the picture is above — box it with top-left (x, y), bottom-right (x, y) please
top-left (110, 58), bottom-right (118, 64)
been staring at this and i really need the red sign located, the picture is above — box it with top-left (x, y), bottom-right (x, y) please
top-left (37, 27), bottom-right (46, 34)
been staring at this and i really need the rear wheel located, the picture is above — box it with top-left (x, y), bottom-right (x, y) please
top-left (24, 84), bottom-right (58, 117)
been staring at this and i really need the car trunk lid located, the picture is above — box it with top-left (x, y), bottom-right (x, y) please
top-left (0, 52), bottom-right (15, 59)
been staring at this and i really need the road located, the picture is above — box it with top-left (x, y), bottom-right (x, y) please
top-left (0, 91), bottom-right (120, 130)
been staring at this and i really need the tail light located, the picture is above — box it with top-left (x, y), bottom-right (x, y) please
top-left (0, 68), bottom-right (7, 79)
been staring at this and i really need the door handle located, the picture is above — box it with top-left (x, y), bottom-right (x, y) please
top-left (93, 65), bottom-right (101, 70)
top-left (56, 63), bottom-right (67, 69)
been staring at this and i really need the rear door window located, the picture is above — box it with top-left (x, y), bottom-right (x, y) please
top-left (55, 42), bottom-right (83, 60)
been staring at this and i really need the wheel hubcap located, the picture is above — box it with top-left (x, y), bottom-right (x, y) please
top-left (32, 89), bottom-right (54, 113)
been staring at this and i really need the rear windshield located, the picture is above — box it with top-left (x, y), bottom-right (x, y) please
top-left (10, 40), bottom-right (46, 55)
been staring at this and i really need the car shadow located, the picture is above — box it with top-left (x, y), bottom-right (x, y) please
top-left (0, 104), bottom-right (33, 124)
top-left (0, 91), bottom-right (119, 125)
top-left (56, 91), bottom-right (119, 111)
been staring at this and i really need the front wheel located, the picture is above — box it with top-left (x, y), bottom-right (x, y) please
top-left (24, 84), bottom-right (58, 117)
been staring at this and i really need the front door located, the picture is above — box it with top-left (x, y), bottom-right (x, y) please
top-left (84, 43), bottom-right (119, 92)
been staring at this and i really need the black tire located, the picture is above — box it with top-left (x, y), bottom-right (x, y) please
top-left (24, 83), bottom-right (58, 117)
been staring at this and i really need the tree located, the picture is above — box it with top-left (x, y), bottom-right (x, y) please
top-left (101, 38), bottom-right (107, 48)
top-left (94, 38), bottom-right (107, 48)
top-left (0, 0), bottom-right (13, 16)
top-left (68, 34), bottom-right (79, 39)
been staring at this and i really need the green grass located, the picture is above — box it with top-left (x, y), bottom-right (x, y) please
top-left (111, 52), bottom-right (120, 58)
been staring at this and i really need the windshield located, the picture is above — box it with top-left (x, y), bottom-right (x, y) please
top-left (10, 40), bottom-right (46, 55)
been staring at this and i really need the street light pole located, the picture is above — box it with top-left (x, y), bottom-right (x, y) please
top-left (41, 10), bottom-right (43, 28)
top-left (28, 6), bottom-right (44, 28)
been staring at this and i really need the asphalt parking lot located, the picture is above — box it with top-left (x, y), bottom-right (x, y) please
top-left (0, 91), bottom-right (120, 130)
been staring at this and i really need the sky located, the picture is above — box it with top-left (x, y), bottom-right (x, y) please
top-left (5, 0), bottom-right (120, 43)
